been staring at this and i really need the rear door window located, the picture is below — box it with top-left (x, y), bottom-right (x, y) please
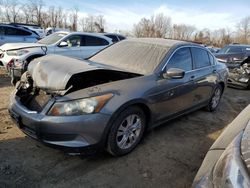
top-left (83, 36), bottom-right (109, 46)
top-left (166, 47), bottom-right (192, 71)
top-left (191, 48), bottom-right (211, 69)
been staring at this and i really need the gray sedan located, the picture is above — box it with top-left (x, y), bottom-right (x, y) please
top-left (9, 38), bottom-right (228, 156)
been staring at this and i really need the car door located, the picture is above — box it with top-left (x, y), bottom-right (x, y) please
top-left (3, 26), bottom-right (30, 43)
top-left (54, 35), bottom-right (82, 59)
top-left (190, 47), bottom-right (217, 105)
top-left (151, 47), bottom-right (196, 121)
top-left (81, 35), bottom-right (109, 59)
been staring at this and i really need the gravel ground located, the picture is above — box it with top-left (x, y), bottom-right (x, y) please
top-left (1, 67), bottom-right (250, 188)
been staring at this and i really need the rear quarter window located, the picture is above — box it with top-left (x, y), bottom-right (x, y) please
top-left (191, 48), bottom-right (211, 69)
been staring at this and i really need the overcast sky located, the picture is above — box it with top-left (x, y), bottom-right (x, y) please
top-left (42, 0), bottom-right (250, 32)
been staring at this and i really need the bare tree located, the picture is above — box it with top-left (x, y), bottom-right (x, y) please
top-left (3, 0), bottom-right (20, 23)
top-left (133, 13), bottom-right (172, 38)
top-left (69, 7), bottom-right (78, 31)
top-left (173, 24), bottom-right (196, 40)
top-left (236, 16), bottom-right (250, 44)
top-left (94, 15), bottom-right (105, 32)
top-left (153, 13), bottom-right (172, 38)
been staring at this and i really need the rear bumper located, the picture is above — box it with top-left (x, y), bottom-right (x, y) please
top-left (9, 91), bottom-right (111, 154)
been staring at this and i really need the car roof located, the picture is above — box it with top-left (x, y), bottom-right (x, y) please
top-left (67, 32), bottom-right (113, 43)
top-left (125, 38), bottom-right (195, 48)
top-left (227, 44), bottom-right (250, 47)
top-left (0, 24), bottom-right (33, 33)
top-left (103, 33), bottom-right (126, 37)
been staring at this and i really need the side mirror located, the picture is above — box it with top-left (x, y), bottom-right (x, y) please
top-left (163, 68), bottom-right (185, 79)
top-left (58, 41), bottom-right (68, 47)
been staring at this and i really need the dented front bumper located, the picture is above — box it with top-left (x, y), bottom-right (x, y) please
top-left (8, 90), bottom-right (111, 154)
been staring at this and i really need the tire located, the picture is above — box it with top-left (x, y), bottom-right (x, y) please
top-left (205, 85), bottom-right (223, 112)
top-left (106, 106), bottom-right (146, 156)
top-left (247, 81), bottom-right (250, 90)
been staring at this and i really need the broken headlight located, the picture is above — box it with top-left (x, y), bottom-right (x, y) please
top-left (48, 93), bottom-right (113, 116)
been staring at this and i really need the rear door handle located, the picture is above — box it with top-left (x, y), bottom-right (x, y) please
top-left (213, 69), bottom-right (217, 73)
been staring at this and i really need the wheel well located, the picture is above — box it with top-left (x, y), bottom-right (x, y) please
top-left (219, 82), bottom-right (225, 93)
top-left (26, 54), bottom-right (44, 63)
top-left (24, 54), bottom-right (44, 70)
top-left (135, 103), bottom-right (151, 125)
top-left (102, 102), bottom-right (152, 148)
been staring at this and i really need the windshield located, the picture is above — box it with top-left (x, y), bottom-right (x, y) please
top-left (219, 46), bottom-right (244, 54)
top-left (89, 40), bottom-right (170, 75)
top-left (37, 33), bottom-right (67, 45)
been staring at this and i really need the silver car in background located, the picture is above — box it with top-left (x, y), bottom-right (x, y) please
top-left (0, 24), bottom-right (39, 46)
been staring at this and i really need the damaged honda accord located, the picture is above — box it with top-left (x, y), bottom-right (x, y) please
top-left (9, 38), bottom-right (228, 156)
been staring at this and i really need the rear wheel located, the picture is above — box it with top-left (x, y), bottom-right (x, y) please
top-left (205, 85), bottom-right (223, 112)
top-left (106, 106), bottom-right (146, 156)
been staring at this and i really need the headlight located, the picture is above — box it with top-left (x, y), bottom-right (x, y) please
top-left (238, 77), bottom-right (249, 83)
top-left (48, 93), bottom-right (113, 116)
top-left (212, 132), bottom-right (250, 187)
top-left (6, 50), bottom-right (29, 56)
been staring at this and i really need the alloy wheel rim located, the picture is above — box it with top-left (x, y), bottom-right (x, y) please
top-left (116, 114), bottom-right (142, 150)
top-left (211, 88), bottom-right (221, 109)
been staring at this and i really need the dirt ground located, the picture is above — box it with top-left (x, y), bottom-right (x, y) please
top-left (0, 67), bottom-right (250, 188)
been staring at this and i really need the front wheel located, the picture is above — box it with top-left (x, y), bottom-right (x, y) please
top-left (106, 106), bottom-right (146, 156)
top-left (205, 85), bottom-right (223, 112)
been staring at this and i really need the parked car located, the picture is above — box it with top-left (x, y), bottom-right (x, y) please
top-left (0, 31), bottom-right (112, 84)
top-left (9, 23), bottom-right (45, 38)
top-left (215, 44), bottom-right (250, 89)
top-left (9, 38), bottom-right (228, 156)
top-left (0, 24), bottom-right (39, 47)
top-left (102, 33), bottom-right (126, 43)
top-left (193, 104), bottom-right (250, 188)
top-left (215, 44), bottom-right (250, 64)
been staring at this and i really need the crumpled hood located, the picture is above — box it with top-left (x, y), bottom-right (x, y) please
top-left (215, 53), bottom-right (246, 63)
top-left (0, 43), bottom-right (45, 51)
top-left (28, 54), bottom-right (115, 91)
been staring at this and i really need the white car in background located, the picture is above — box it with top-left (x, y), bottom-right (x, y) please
top-left (0, 31), bottom-right (112, 84)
